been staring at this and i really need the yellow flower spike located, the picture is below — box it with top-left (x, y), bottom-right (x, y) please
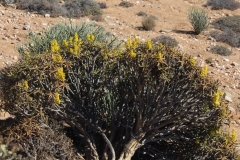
top-left (74, 32), bottom-right (79, 43)
top-left (157, 52), bottom-right (164, 62)
top-left (50, 39), bottom-right (60, 53)
top-left (52, 54), bottom-right (62, 63)
top-left (86, 34), bottom-right (95, 42)
top-left (55, 93), bottom-right (61, 104)
top-left (129, 50), bottom-right (136, 58)
top-left (200, 65), bottom-right (208, 77)
top-left (62, 40), bottom-right (68, 47)
top-left (69, 37), bottom-right (73, 46)
top-left (212, 91), bottom-right (223, 107)
top-left (23, 80), bottom-right (28, 90)
top-left (222, 108), bottom-right (227, 116)
top-left (159, 43), bottom-right (163, 48)
top-left (146, 38), bottom-right (152, 50)
top-left (24, 51), bottom-right (30, 59)
top-left (232, 130), bottom-right (237, 142)
top-left (189, 58), bottom-right (196, 66)
top-left (55, 68), bottom-right (65, 81)
top-left (125, 37), bottom-right (132, 50)
top-left (195, 137), bottom-right (200, 144)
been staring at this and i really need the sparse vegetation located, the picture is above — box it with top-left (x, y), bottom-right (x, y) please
top-left (98, 2), bottom-right (107, 9)
top-left (206, 0), bottom-right (240, 10)
top-left (151, 35), bottom-right (179, 48)
top-left (212, 15), bottom-right (240, 33)
top-left (137, 11), bottom-right (147, 16)
top-left (205, 57), bottom-right (214, 64)
top-left (188, 7), bottom-right (209, 35)
top-left (141, 15), bottom-right (156, 31)
top-left (210, 45), bottom-right (232, 56)
top-left (91, 14), bottom-right (105, 22)
top-left (119, 1), bottom-right (134, 8)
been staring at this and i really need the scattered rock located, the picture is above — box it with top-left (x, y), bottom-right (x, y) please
top-left (228, 106), bottom-right (236, 114)
top-left (44, 13), bottom-right (50, 18)
top-left (224, 92), bottom-right (233, 103)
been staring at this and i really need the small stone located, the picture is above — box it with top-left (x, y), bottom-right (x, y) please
top-left (231, 62), bottom-right (239, 66)
top-left (224, 92), bottom-right (233, 103)
top-left (2, 37), bottom-right (8, 40)
top-left (228, 106), bottom-right (236, 113)
top-left (237, 104), bottom-right (240, 108)
top-left (44, 14), bottom-right (50, 18)
top-left (223, 58), bottom-right (229, 62)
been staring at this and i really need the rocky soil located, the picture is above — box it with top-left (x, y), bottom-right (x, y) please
top-left (0, 0), bottom-right (240, 151)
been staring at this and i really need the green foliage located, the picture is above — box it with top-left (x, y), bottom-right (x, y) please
top-left (119, 1), bottom-right (134, 8)
top-left (206, 0), bottom-right (240, 10)
top-left (188, 7), bottom-right (209, 35)
top-left (18, 21), bottom-right (121, 57)
top-left (210, 45), bottom-right (232, 56)
top-left (151, 35), bottom-right (179, 48)
top-left (205, 57), bottom-right (214, 64)
top-left (141, 16), bottom-right (156, 31)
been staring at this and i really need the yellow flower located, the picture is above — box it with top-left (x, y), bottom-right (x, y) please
top-left (146, 38), bottom-right (152, 50)
top-left (55, 68), bottom-right (65, 81)
top-left (156, 52), bottom-right (164, 62)
top-left (222, 108), bottom-right (227, 116)
top-left (189, 58), bottom-right (196, 66)
top-left (159, 43), bottom-right (163, 48)
top-left (23, 80), bottom-right (28, 90)
top-left (129, 50), bottom-right (136, 58)
top-left (62, 40), bottom-right (68, 47)
top-left (195, 137), bottom-right (200, 144)
top-left (52, 54), bottom-right (62, 63)
top-left (69, 37), bottom-right (73, 46)
top-left (55, 92), bottom-right (60, 104)
top-left (212, 91), bottom-right (223, 107)
top-left (86, 34), bottom-right (95, 42)
top-left (74, 32), bottom-right (79, 43)
top-left (232, 130), bottom-right (237, 142)
top-left (200, 65), bottom-right (208, 77)
top-left (50, 39), bottom-right (60, 53)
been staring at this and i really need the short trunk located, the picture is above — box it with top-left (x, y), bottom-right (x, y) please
top-left (118, 139), bottom-right (142, 160)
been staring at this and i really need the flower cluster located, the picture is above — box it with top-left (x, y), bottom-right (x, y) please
top-left (86, 33), bottom-right (95, 42)
top-left (200, 65), bottom-right (208, 77)
top-left (50, 39), bottom-right (60, 53)
top-left (146, 38), bottom-right (152, 50)
top-left (23, 80), bottom-right (28, 90)
top-left (69, 33), bottom-right (83, 55)
top-left (125, 35), bottom-right (139, 58)
top-left (189, 58), bottom-right (196, 66)
top-left (212, 91), bottom-right (223, 107)
top-left (55, 68), bottom-right (65, 81)
top-left (55, 92), bottom-right (60, 104)
top-left (52, 54), bottom-right (62, 63)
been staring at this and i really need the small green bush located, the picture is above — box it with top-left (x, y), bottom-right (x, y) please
top-left (188, 7), bottom-right (209, 35)
top-left (206, 0), bottom-right (240, 10)
top-left (205, 57), bottom-right (214, 64)
top-left (210, 45), bottom-right (232, 56)
top-left (119, 1), bottom-right (134, 8)
top-left (137, 11), bottom-right (147, 16)
top-left (141, 16), bottom-right (156, 31)
top-left (18, 21), bottom-right (121, 56)
top-left (98, 2), bottom-right (107, 9)
top-left (91, 14), bottom-right (104, 22)
top-left (151, 35), bottom-right (178, 48)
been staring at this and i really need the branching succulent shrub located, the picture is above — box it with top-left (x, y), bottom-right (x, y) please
top-left (206, 0), bottom-right (240, 10)
top-left (1, 30), bottom-right (235, 159)
top-left (18, 21), bottom-right (121, 56)
top-left (188, 7), bottom-right (209, 35)
top-left (151, 35), bottom-right (179, 48)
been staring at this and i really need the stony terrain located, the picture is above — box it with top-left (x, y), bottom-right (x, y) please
top-left (0, 0), bottom-right (240, 150)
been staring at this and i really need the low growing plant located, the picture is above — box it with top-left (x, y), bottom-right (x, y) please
top-left (119, 1), bottom-right (134, 8)
top-left (210, 45), bottom-right (232, 56)
top-left (141, 16), bottom-right (156, 31)
top-left (151, 35), bottom-right (179, 48)
top-left (206, 0), bottom-right (240, 10)
top-left (188, 7), bottom-right (209, 35)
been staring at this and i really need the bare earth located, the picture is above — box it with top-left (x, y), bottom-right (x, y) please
top-left (0, 0), bottom-right (240, 149)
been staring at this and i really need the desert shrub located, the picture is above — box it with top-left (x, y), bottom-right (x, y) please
top-left (188, 7), bottom-right (209, 35)
top-left (210, 45), bottom-right (232, 56)
top-left (1, 29), bottom-right (235, 159)
top-left (0, 136), bottom-right (18, 159)
top-left (91, 14), bottom-right (104, 22)
top-left (141, 16), bottom-right (156, 31)
top-left (151, 35), bottom-right (179, 47)
top-left (0, 117), bottom-right (82, 159)
top-left (212, 15), bottom-right (240, 33)
top-left (137, 11), bottom-right (147, 16)
top-left (0, 0), bottom-right (16, 5)
top-left (18, 21), bottom-right (121, 56)
top-left (119, 1), bottom-right (134, 8)
top-left (206, 0), bottom-right (240, 10)
top-left (98, 2), bottom-right (107, 9)
top-left (210, 29), bottom-right (240, 47)
top-left (205, 57), bottom-right (214, 64)
top-left (16, 0), bottom-right (68, 17)
top-left (64, 0), bottom-right (102, 17)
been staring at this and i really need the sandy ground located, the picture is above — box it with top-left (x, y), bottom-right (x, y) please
top-left (0, 0), bottom-right (240, 148)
